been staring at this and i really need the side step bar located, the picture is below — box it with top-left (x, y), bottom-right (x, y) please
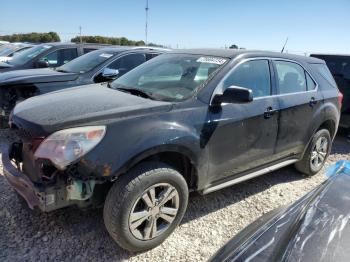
top-left (202, 159), bottom-right (299, 194)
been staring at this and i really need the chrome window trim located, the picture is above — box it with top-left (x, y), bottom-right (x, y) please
top-left (210, 57), bottom-right (319, 104)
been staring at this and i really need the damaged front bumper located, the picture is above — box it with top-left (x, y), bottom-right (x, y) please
top-left (1, 143), bottom-right (48, 210)
top-left (1, 143), bottom-right (96, 212)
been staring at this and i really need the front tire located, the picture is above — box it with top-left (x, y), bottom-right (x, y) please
top-left (295, 129), bottom-right (331, 176)
top-left (103, 162), bottom-right (188, 252)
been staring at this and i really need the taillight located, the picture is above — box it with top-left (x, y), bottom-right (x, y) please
top-left (338, 92), bottom-right (343, 110)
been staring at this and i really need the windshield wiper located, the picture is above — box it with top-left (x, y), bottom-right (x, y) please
top-left (116, 87), bottom-right (155, 100)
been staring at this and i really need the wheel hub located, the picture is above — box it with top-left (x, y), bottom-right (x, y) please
top-left (129, 183), bottom-right (180, 240)
top-left (310, 136), bottom-right (328, 170)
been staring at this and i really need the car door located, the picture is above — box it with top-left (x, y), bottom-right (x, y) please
top-left (272, 60), bottom-right (322, 158)
top-left (207, 59), bottom-right (280, 182)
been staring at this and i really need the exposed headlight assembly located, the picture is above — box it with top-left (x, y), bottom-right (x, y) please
top-left (34, 126), bottom-right (106, 170)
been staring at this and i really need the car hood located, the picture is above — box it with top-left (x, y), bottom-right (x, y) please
top-left (210, 161), bottom-right (350, 262)
top-left (0, 68), bottom-right (78, 85)
top-left (11, 84), bottom-right (172, 136)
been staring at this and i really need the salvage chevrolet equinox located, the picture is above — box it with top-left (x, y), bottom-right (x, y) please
top-left (1, 49), bottom-right (341, 252)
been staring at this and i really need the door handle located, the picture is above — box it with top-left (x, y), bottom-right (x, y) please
top-left (264, 107), bottom-right (278, 119)
top-left (309, 97), bottom-right (317, 107)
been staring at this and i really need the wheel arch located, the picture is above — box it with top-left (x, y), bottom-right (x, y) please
top-left (112, 144), bottom-right (199, 190)
top-left (301, 117), bottom-right (338, 159)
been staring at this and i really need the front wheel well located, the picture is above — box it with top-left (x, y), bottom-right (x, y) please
top-left (129, 152), bottom-right (198, 190)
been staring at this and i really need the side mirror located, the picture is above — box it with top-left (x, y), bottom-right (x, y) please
top-left (102, 68), bottom-right (119, 80)
top-left (212, 86), bottom-right (253, 105)
top-left (35, 60), bottom-right (49, 68)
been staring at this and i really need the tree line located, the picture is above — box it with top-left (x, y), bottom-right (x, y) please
top-left (0, 32), bottom-right (162, 47)
top-left (71, 35), bottom-right (162, 47)
top-left (0, 32), bottom-right (60, 43)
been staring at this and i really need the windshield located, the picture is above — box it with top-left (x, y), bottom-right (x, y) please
top-left (57, 49), bottom-right (117, 73)
top-left (110, 54), bottom-right (227, 101)
top-left (9, 45), bottom-right (51, 65)
top-left (0, 47), bottom-right (15, 56)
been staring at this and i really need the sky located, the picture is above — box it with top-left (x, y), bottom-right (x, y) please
top-left (1, 0), bottom-right (349, 54)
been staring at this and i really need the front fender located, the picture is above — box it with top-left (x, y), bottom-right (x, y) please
top-left (78, 117), bottom-right (209, 187)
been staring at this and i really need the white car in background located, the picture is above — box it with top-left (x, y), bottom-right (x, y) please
top-left (0, 40), bottom-right (9, 46)
top-left (0, 43), bottom-right (33, 62)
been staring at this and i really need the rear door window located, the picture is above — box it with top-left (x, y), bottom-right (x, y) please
top-left (108, 53), bottom-right (147, 76)
top-left (40, 48), bottom-right (78, 67)
top-left (274, 61), bottom-right (307, 94)
top-left (305, 72), bottom-right (317, 90)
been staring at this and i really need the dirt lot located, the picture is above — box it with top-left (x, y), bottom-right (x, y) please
top-left (1, 129), bottom-right (350, 262)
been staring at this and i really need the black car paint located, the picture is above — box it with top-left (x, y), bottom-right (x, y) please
top-left (0, 42), bottom-right (107, 73)
top-left (0, 48), bottom-right (164, 95)
top-left (7, 49), bottom-right (340, 208)
top-left (210, 163), bottom-right (350, 262)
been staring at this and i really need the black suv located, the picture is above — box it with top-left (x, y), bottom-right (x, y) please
top-left (0, 47), bottom-right (166, 127)
top-left (1, 49), bottom-right (341, 252)
top-left (0, 42), bottom-right (108, 73)
top-left (310, 54), bottom-right (350, 128)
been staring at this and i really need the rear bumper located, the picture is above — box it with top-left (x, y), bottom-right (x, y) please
top-left (1, 143), bottom-right (53, 211)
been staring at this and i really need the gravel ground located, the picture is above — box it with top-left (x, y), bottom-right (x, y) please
top-left (1, 129), bottom-right (350, 262)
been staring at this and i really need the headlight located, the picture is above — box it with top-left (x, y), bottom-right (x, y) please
top-left (34, 126), bottom-right (106, 170)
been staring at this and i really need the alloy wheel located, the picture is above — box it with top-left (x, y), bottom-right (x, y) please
top-left (129, 183), bottom-right (180, 240)
top-left (310, 136), bottom-right (328, 170)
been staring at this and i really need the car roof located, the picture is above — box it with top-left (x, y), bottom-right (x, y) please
top-left (170, 49), bottom-right (324, 63)
top-left (311, 53), bottom-right (350, 58)
top-left (90, 46), bottom-right (170, 54)
top-left (35, 42), bottom-right (114, 48)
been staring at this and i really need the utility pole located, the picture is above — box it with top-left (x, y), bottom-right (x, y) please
top-left (79, 26), bottom-right (82, 43)
top-left (145, 0), bottom-right (149, 45)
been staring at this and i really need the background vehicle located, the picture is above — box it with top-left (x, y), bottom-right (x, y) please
top-left (0, 47), bottom-right (167, 127)
top-left (0, 43), bottom-right (34, 62)
top-left (0, 42), bottom-right (109, 73)
top-left (0, 40), bottom-right (9, 46)
top-left (2, 49), bottom-right (341, 252)
top-left (210, 160), bottom-right (350, 262)
top-left (310, 54), bottom-right (350, 128)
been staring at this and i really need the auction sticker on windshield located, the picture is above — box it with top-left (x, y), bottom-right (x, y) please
top-left (197, 57), bottom-right (227, 65)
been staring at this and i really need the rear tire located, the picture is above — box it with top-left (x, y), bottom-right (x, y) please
top-left (103, 162), bottom-right (188, 252)
top-left (295, 129), bottom-right (331, 176)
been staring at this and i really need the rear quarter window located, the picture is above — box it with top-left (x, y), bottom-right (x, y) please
top-left (311, 63), bottom-right (337, 88)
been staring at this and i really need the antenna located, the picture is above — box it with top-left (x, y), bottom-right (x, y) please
top-left (281, 37), bottom-right (288, 53)
top-left (145, 0), bottom-right (149, 45)
top-left (79, 26), bottom-right (82, 43)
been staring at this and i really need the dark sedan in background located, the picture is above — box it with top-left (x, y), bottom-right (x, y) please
top-left (0, 47), bottom-right (167, 127)
top-left (210, 160), bottom-right (350, 262)
top-left (0, 42), bottom-right (108, 73)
